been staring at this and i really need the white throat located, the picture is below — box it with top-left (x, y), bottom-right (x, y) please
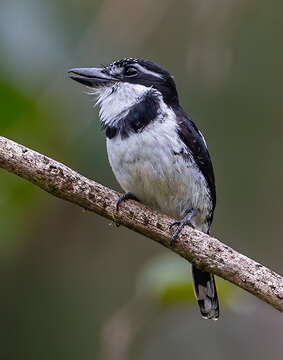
top-left (91, 82), bottom-right (153, 127)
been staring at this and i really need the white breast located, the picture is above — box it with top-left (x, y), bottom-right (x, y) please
top-left (106, 110), bottom-right (212, 232)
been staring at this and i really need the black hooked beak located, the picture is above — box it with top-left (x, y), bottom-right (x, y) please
top-left (68, 67), bottom-right (117, 87)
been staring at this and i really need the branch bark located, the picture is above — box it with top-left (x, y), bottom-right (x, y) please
top-left (0, 136), bottom-right (283, 312)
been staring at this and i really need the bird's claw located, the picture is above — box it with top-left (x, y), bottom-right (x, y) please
top-left (169, 209), bottom-right (196, 246)
top-left (115, 192), bottom-right (139, 227)
top-left (169, 221), bottom-right (181, 229)
top-left (116, 192), bottom-right (139, 212)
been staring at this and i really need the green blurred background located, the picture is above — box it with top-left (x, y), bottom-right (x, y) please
top-left (1, 0), bottom-right (283, 359)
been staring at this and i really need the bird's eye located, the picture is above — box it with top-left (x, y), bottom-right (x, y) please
top-left (124, 66), bottom-right (138, 77)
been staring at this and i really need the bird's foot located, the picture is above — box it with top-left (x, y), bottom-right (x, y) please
top-left (116, 192), bottom-right (139, 212)
top-left (169, 208), bottom-right (196, 246)
top-left (115, 192), bottom-right (139, 227)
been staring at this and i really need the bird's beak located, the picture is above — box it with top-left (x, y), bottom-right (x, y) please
top-left (68, 67), bottom-right (117, 87)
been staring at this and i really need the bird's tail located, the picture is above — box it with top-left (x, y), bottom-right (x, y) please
top-left (192, 266), bottom-right (219, 320)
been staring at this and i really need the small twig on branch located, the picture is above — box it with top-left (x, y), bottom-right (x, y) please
top-left (0, 136), bottom-right (283, 312)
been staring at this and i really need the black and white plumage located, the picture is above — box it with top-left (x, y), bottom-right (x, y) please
top-left (68, 58), bottom-right (219, 320)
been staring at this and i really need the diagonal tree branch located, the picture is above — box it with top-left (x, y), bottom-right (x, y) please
top-left (0, 135), bottom-right (283, 312)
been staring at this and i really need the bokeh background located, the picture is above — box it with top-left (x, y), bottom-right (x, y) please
top-left (1, 0), bottom-right (283, 359)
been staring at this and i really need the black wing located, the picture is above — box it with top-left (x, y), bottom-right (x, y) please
top-left (175, 107), bottom-right (216, 222)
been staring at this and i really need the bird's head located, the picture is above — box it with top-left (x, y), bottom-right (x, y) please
top-left (69, 58), bottom-right (178, 104)
top-left (68, 58), bottom-right (179, 131)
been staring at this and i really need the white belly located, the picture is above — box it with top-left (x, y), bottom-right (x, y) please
top-left (106, 116), bottom-right (211, 231)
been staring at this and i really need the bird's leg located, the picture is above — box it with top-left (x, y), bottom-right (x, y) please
top-left (115, 192), bottom-right (139, 227)
top-left (169, 208), bottom-right (196, 246)
top-left (116, 192), bottom-right (139, 212)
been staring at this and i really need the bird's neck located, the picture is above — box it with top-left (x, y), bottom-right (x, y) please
top-left (95, 83), bottom-right (167, 139)
top-left (95, 83), bottom-right (150, 128)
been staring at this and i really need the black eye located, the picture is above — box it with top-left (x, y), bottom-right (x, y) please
top-left (124, 66), bottom-right (138, 77)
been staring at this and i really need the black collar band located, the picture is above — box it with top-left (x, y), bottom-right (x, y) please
top-left (104, 89), bottom-right (160, 139)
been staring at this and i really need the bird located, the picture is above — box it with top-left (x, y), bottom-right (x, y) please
top-left (68, 58), bottom-right (219, 320)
